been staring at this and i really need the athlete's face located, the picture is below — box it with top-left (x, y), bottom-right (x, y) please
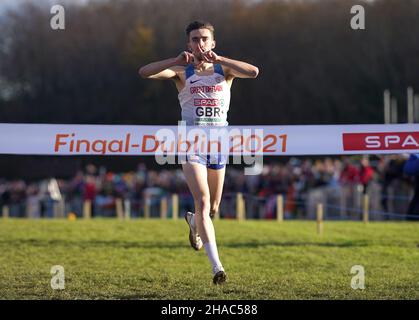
top-left (187, 28), bottom-right (215, 60)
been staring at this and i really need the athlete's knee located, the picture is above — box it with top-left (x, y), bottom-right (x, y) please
top-left (194, 196), bottom-right (211, 214)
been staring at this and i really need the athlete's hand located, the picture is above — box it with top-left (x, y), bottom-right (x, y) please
top-left (200, 50), bottom-right (220, 63)
top-left (175, 51), bottom-right (196, 65)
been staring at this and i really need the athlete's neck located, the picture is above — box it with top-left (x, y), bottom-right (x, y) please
top-left (193, 62), bottom-right (213, 72)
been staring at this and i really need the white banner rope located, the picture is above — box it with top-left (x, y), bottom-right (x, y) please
top-left (0, 123), bottom-right (418, 156)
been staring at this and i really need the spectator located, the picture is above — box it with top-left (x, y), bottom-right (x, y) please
top-left (403, 154), bottom-right (419, 220)
top-left (359, 157), bottom-right (374, 194)
top-left (340, 157), bottom-right (359, 185)
top-left (380, 155), bottom-right (405, 213)
top-left (83, 175), bottom-right (97, 216)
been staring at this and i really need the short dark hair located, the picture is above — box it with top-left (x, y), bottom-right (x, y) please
top-left (185, 21), bottom-right (215, 40)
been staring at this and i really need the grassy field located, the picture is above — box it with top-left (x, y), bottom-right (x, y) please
top-left (0, 218), bottom-right (418, 299)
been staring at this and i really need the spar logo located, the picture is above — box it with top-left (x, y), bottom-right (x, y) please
top-left (194, 99), bottom-right (220, 107)
top-left (342, 132), bottom-right (419, 150)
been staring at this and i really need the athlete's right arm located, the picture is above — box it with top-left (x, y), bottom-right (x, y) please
top-left (138, 51), bottom-right (195, 80)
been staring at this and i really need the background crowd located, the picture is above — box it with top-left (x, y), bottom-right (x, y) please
top-left (1, 154), bottom-right (417, 221)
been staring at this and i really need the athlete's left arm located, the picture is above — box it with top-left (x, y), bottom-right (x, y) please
top-left (201, 51), bottom-right (259, 79)
top-left (218, 56), bottom-right (259, 79)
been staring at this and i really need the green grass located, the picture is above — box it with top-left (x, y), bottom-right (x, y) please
top-left (0, 219), bottom-right (418, 299)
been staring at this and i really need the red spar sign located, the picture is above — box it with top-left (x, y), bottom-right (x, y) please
top-left (342, 132), bottom-right (419, 150)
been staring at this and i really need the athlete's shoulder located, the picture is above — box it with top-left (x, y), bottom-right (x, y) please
top-left (219, 65), bottom-right (233, 79)
top-left (219, 65), bottom-right (234, 86)
top-left (169, 65), bottom-right (187, 82)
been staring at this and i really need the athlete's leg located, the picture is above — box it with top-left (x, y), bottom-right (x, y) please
top-left (207, 167), bottom-right (226, 219)
top-left (206, 166), bottom-right (227, 284)
top-left (182, 162), bottom-right (214, 244)
top-left (182, 162), bottom-right (226, 284)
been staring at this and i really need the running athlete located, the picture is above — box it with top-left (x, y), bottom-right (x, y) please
top-left (139, 21), bottom-right (259, 284)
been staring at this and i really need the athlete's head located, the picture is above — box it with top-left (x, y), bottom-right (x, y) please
top-left (185, 21), bottom-right (216, 59)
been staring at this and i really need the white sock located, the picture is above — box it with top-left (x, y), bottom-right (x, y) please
top-left (204, 242), bottom-right (223, 274)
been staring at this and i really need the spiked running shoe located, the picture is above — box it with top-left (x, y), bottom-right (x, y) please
top-left (213, 267), bottom-right (227, 285)
top-left (185, 212), bottom-right (203, 251)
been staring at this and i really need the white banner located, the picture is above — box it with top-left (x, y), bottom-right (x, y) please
top-left (0, 123), bottom-right (418, 156)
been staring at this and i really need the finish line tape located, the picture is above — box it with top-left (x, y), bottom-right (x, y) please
top-left (0, 123), bottom-right (418, 156)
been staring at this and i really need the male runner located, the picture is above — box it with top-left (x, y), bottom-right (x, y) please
top-left (139, 21), bottom-right (259, 284)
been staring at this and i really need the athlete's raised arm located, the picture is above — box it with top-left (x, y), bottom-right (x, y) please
top-left (138, 51), bottom-right (196, 80)
top-left (199, 50), bottom-right (259, 79)
top-left (219, 56), bottom-right (259, 79)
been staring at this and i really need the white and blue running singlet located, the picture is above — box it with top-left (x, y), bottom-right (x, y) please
top-left (178, 63), bottom-right (230, 126)
top-left (178, 63), bottom-right (230, 169)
